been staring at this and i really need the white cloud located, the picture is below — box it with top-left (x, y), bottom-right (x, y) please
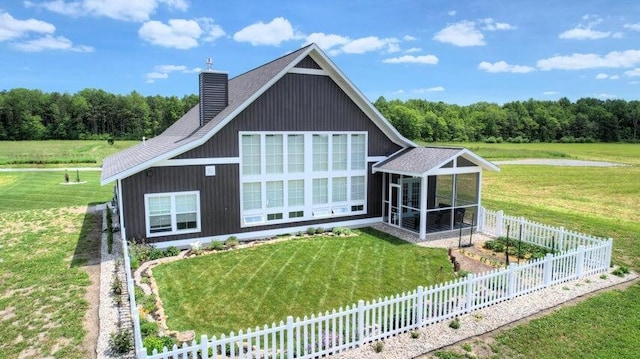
top-left (433, 18), bottom-right (515, 47)
top-left (342, 36), bottom-right (394, 54)
top-left (233, 17), bottom-right (302, 46)
top-left (559, 28), bottom-right (611, 40)
top-left (478, 60), bottom-right (535, 73)
top-left (448, 10), bottom-right (456, 16)
top-left (625, 68), bottom-right (640, 77)
top-left (12, 34), bottom-right (93, 52)
top-left (433, 20), bottom-right (485, 46)
top-left (629, 80), bottom-right (639, 84)
top-left (596, 93), bottom-right (616, 99)
top-left (610, 75), bottom-right (619, 80)
top-left (198, 18), bottom-right (226, 42)
top-left (595, 73), bottom-right (608, 79)
top-left (305, 32), bottom-right (349, 51)
top-left (425, 86), bottom-right (445, 92)
top-left (405, 47), bottom-right (421, 53)
top-left (0, 11), bottom-right (55, 41)
top-left (139, 19), bottom-right (202, 49)
top-left (386, 43), bottom-right (401, 53)
top-left (403, 35), bottom-right (417, 41)
top-left (543, 91), bottom-right (559, 95)
top-left (537, 50), bottom-right (640, 70)
top-left (29, 0), bottom-right (187, 22)
top-left (624, 23), bottom-right (640, 31)
top-left (383, 54), bottom-right (439, 64)
top-left (559, 15), bottom-right (617, 40)
top-left (146, 63), bottom-right (200, 83)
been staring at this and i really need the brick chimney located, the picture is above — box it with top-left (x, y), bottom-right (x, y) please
top-left (199, 57), bottom-right (228, 127)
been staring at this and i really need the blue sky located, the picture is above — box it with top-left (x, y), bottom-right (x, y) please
top-left (1, 0), bottom-right (640, 105)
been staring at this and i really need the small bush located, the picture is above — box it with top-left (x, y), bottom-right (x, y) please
top-left (307, 227), bottom-right (316, 235)
top-left (139, 294), bottom-right (157, 314)
top-left (224, 236), bottom-right (240, 248)
top-left (164, 246), bottom-right (180, 257)
top-left (315, 227), bottom-right (324, 234)
top-left (483, 240), bottom-right (505, 253)
top-left (190, 241), bottom-right (202, 255)
top-left (149, 248), bottom-right (165, 260)
top-left (140, 321), bottom-right (159, 338)
top-left (143, 335), bottom-right (175, 355)
top-left (209, 241), bottom-right (224, 251)
top-left (372, 340), bottom-right (384, 353)
top-left (449, 317), bottom-right (460, 329)
top-left (332, 227), bottom-right (352, 236)
top-left (600, 274), bottom-right (608, 280)
top-left (111, 274), bottom-right (122, 296)
top-left (109, 329), bottom-right (133, 354)
top-left (462, 343), bottom-right (472, 352)
top-left (410, 330), bottom-right (420, 339)
top-left (613, 266), bottom-right (630, 277)
top-left (295, 231), bottom-right (304, 237)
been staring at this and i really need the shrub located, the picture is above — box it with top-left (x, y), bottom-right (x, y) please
top-left (483, 240), bottom-right (504, 253)
top-left (111, 274), bottom-right (122, 296)
top-left (613, 266), bottom-right (630, 277)
top-left (449, 317), bottom-right (460, 329)
top-left (307, 227), bottom-right (316, 235)
top-left (109, 329), bottom-right (133, 354)
top-left (149, 247), bottom-right (165, 260)
top-left (129, 239), bottom-right (154, 264)
top-left (410, 330), bottom-right (420, 339)
top-left (462, 343), bottom-right (472, 352)
top-left (295, 231), bottom-right (304, 237)
top-left (139, 294), bottom-right (157, 314)
top-left (190, 241), bottom-right (202, 255)
top-left (484, 136), bottom-right (503, 143)
top-left (224, 236), bottom-right (240, 248)
top-left (140, 321), bottom-right (159, 338)
top-left (315, 227), bottom-right (324, 234)
top-left (143, 335), bottom-right (175, 355)
top-left (332, 227), bottom-right (352, 236)
top-left (164, 246), bottom-right (180, 257)
top-left (209, 241), bottom-right (224, 251)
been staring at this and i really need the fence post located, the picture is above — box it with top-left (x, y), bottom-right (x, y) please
top-left (357, 300), bottom-right (365, 347)
top-left (496, 210), bottom-right (504, 237)
top-left (286, 316), bottom-right (294, 359)
top-left (543, 253), bottom-right (553, 286)
top-left (607, 239), bottom-right (613, 268)
top-left (465, 273), bottom-right (475, 312)
top-left (520, 217), bottom-right (526, 241)
top-left (199, 334), bottom-right (209, 359)
top-left (558, 226), bottom-right (565, 252)
top-left (477, 206), bottom-right (484, 233)
top-left (507, 263), bottom-right (516, 299)
top-left (416, 286), bottom-right (424, 328)
top-left (576, 245), bottom-right (585, 278)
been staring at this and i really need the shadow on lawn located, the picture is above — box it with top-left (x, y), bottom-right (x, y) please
top-left (70, 202), bottom-right (104, 268)
top-left (359, 227), bottom-right (414, 246)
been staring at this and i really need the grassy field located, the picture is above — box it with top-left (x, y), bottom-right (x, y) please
top-left (0, 140), bottom-right (139, 167)
top-left (0, 175), bottom-right (109, 358)
top-left (153, 228), bottom-right (455, 336)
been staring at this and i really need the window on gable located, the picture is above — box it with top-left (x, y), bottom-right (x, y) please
top-left (351, 176), bottom-right (365, 201)
top-left (288, 179), bottom-right (304, 206)
top-left (332, 134), bottom-right (347, 171)
top-left (266, 181), bottom-right (284, 208)
top-left (242, 182), bottom-right (262, 210)
top-left (145, 191), bottom-right (200, 237)
top-left (242, 134), bottom-right (261, 175)
top-left (351, 134), bottom-right (366, 170)
top-left (312, 178), bottom-right (328, 205)
top-left (332, 177), bottom-right (347, 202)
top-left (287, 134), bottom-right (304, 173)
top-left (265, 134), bottom-right (283, 174)
top-left (312, 134), bottom-right (328, 171)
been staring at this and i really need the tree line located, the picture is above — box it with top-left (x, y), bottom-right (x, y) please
top-left (0, 87), bottom-right (638, 143)
top-left (0, 88), bottom-right (198, 141)
top-left (375, 97), bottom-right (639, 143)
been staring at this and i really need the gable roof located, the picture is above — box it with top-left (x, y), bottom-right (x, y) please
top-left (372, 146), bottom-right (500, 176)
top-left (101, 44), bottom-right (416, 185)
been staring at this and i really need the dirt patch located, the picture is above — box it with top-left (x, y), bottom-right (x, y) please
top-left (80, 207), bottom-right (103, 359)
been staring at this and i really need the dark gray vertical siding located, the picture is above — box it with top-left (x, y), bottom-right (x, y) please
top-left (125, 73), bottom-right (402, 242)
top-left (295, 56), bottom-right (322, 69)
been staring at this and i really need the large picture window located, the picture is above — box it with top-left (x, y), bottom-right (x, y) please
top-left (145, 191), bottom-right (200, 237)
top-left (239, 132), bottom-right (367, 226)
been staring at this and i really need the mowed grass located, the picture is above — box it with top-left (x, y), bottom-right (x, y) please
top-left (435, 142), bottom-right (640, 166)
top-left (0, 140), bottom-right (138, 167)
top-left (0, 170), bottom-right (111, 358)
top-left (0, 171), bottom-right (113, 212)
top-left (153, 228), bottom-right (455, 336)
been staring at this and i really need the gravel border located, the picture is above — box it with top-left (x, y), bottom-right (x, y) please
top-left (330, 270), bottom-right (637, 359)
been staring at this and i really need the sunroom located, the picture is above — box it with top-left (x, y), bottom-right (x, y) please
top-left (373, 147), bottom-right (500, 241)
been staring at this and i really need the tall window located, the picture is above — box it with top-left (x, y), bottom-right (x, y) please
top-left (288, 135), bottom-right (304, 173)
top-left (312, 134), bottom-right (328, 171)
top-left (145, 191), bottom-right (200, 237)
top-left (265, 134), bottom-right (283, 174)
top-left (332, 134), bottom-right (347, 170)
top-left (239, 132), bottom-right (367, 226)
top-left (242, 134), bottom-right (261, 175)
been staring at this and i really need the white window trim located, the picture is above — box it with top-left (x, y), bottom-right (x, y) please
top-left (144, 191), bottom-right (201, 238)
top-left (239, 131), bottom-right (368, 227)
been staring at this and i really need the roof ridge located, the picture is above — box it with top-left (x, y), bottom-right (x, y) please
top-left (230, 44), bottom-right (314, 81)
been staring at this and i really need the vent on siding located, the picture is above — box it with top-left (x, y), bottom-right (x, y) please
top-left (199, 64), bottom-right (228, 127)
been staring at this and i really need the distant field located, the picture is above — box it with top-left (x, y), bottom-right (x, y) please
top-left (432, 142), bottom-right (640, 166)
top-left (0, 140), bottom-right (139, 167)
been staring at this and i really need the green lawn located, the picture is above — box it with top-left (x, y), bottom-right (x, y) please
top-left (0, 140), bottom-right (138, 167)
top-left (0, 171), bottom-right (113, 212)
top-left (0, 170), bottom-right (113, 358)
top-left (153, 228), bottom-right (455, 336)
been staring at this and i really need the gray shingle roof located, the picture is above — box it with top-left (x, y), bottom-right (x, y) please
top-left (101, 45), bottom-right (312, 183)
top-left (373, 147), bottom-right (465, 175)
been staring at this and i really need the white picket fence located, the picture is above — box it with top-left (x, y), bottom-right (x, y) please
top-left (125, 207), bottom-right (612, 359)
